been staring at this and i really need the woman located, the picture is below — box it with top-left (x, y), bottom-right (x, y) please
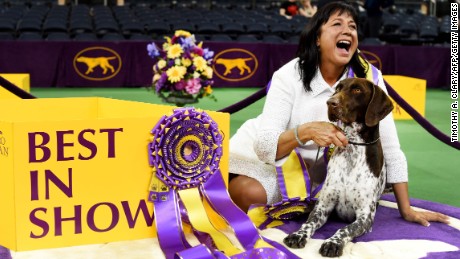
top-left (279, 0), bottom-right (300, 19)
top-left (228, 2), bottom-right (448, 226)
top-left (299, 0), bottom-right (318, 18)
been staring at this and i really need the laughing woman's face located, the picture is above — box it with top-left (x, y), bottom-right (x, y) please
top-left (317, 11), bottom-right (358, 68)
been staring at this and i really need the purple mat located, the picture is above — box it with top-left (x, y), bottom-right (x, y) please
top-left (1, 194), bottom-right (459, 259)
top-left (276, 194), bottom-right (460, 259)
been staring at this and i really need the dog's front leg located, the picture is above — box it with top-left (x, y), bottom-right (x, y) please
top-left (319, 211), bottom-right (375, 257)
top-left (283, 201), bottom-right (334, 249)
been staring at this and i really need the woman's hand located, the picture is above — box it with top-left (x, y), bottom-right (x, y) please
top-left (275, 121), bottom-right (347, 160)
top-left (300, 122), bottom-right (348, 147)
top-left (393, 182), bottom-right (450, 226)
top-left (401, 208), bottom-right (450, 227)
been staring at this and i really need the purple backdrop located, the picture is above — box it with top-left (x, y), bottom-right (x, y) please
top-left (0, 41), bottom-right (449, 88)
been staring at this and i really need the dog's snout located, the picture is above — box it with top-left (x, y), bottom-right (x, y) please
top-left (327, 97), bottom-right (339, 107)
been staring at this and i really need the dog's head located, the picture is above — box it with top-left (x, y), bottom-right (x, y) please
top-left (327, 78), bottom-right (394, 127)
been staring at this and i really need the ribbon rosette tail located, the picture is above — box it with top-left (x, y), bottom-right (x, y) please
top-left (147, 107), bottom-right (295, 258)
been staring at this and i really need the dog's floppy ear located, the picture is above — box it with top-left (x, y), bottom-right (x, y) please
top-left (365, 81), bottom-right (394, 127)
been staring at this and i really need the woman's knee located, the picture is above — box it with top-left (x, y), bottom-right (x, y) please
top-left (228, 175), bottom-right (267, 210)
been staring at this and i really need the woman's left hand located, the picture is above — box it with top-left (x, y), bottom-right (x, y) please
top-left (402, 208), bottom-right (450, 226)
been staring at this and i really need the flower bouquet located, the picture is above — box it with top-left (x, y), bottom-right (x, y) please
top-left (147, 30), bottom-right (216, 106)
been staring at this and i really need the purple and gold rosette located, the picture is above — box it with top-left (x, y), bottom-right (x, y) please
top-left (149, 108), bottom-right (222, 190)
top-left (147, 107), bottom-right (292, 259)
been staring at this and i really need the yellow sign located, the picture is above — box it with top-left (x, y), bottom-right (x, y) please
top-left (0, 98), bottom-right (229, 251)
top-left (0, 74), bottom-right (30, 99)
top-left (383, 75), bottom-right (426, 120)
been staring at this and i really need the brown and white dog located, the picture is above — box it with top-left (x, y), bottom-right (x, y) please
top-left (283, 78), bottom-right (394, 257)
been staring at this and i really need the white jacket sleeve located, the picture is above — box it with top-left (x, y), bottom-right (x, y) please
top-left (254, 68), bottom-right (295, 165)
top-left (377, 71), bottom-right (409, 183)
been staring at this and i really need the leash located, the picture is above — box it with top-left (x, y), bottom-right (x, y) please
top-left (312, 146), bottom-right (323, 169)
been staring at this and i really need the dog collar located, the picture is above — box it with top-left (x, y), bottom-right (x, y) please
top-left (348, 137), bottom-right (380, 146)
top-left (336, 121), bottom-right (380, 146)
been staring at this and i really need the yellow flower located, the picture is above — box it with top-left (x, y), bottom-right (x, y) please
top-left (175, 58), bottom-right (181, 65)
top-left (193, 71), bottom-right (200, 78)
top-left (193, 56), bottom-right (207, 71)
top-left (204, 85), bottom-right (213, 96)
top-left (175, 30), bottom-right (191, 38)
top-left (166, 66), bottom-right (187, 83)
top-left (162, 42), bottom-right (169, 51)
top-left (203, 66), bottom-right (213, 78)
top-left (157, 60), bottom-right (166, 69)
top-left (167, 44), bottom-right (183, 59)
top-left (182, 58), bottom-right (192, 67)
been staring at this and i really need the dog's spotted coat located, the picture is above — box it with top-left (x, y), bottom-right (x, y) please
top-left (283, 78), bottom-right (394, 257)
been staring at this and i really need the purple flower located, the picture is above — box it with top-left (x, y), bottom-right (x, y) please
top-left (180, 37), bottom-right (195, 51)
top-left (203, 79), bottom-right (214, 86)
top-left (182, 51), bottom-right (192, 60)
top-left (185, 78), bottom-right (201, 94)
top-left (156, 73), bottom-right (168, 92)
top-left (175, 80), bottom-right (186, 90)
top-left (147, 43), bottom-right (160, 59)
top-left (203, 48), bottom-right (214, 60)
top-left (193, 47), bottom-right (204, 56)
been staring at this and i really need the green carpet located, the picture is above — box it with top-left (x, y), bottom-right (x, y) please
top-left (31, 87), bottom-right (460, 207)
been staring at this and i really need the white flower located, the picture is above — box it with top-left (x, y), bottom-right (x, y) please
top-left (158, 60), bottom-right (166, 69)
top-left (203, 66), bottom-right (213, 78)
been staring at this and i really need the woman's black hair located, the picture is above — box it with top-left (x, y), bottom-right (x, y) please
top-left (296, 1), bottom-right (366, 92)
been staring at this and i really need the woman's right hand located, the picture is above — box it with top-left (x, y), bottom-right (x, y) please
top-left (299, 122), bottom-right (348, 147)
top-left (276, 121), bottom-right (348, 160)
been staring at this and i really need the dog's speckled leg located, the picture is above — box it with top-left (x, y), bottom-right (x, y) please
top-left (319, 211), bottom-right (375, 257)
top-left (283, 201), bottom-right (335, 249)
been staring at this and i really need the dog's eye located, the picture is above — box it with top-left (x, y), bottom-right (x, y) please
top-left (352, 88), bottom-right (362, 94)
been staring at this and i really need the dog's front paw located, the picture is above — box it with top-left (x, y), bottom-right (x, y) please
top-left (319, 239), bottom-right (345, 257)
top-left (283, 232), bottom-right (307, 249)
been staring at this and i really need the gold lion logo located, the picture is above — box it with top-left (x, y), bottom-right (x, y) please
top-left (76, 56), bottom-right (117, 75)
top-left (216, 58), bottom-right (253, 76)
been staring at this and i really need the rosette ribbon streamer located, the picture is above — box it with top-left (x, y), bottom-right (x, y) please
top-left (148, 107), bottom-right (296, 259)
top-left (248, 148), bottom-right (330, 229)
